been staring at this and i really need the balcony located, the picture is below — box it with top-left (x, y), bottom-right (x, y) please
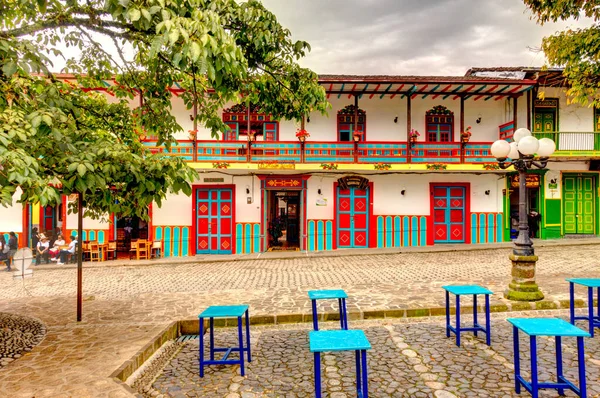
top-left (144, 140), bottom-right (496, 164)
top-left (532, 132), bottom-right (600, 155)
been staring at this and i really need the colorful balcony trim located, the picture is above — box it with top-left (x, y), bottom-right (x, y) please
top-left (143, 140), bottom-right (496, 164)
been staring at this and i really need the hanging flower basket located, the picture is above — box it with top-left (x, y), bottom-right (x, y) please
top-left (296, 128), bottom-right (310, 142)
top-left (461, 126), bottom-right (472, 144)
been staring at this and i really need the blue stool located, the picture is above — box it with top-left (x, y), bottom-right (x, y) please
top-left (309, 329), bottom-right (371, 398)
top-left (442, 284), bottom-right (492, 347)
top-left (308, 289), bottom-right (348, 331)
top-left (198, 305), bottom-right (251, 377)
top-left (508, 318), bottom-right (589, 398)
top-left (567, 278), bottom-right (600, 337)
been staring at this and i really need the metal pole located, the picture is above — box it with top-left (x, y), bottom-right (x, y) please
top-left (514, 166), bottom-right (533, 256)
top-left (77, 192), bottom-right (83, 322)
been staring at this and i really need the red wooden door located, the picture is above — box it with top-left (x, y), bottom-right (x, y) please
top-left (196, 188), bottom-right (233, 254)
top-left (337, 187), bottom-right (369, 248)
top-left (432, 186), bottom-right (466, 243)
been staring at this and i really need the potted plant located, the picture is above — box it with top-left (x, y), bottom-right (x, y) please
top-left (461, 126), bottom-right (472, 144)
top-left (352, 129), bottom-right (364, 142)
top-left (409, 129), bottom-right (420, 142)
top-left (296, 128), bottom-right (310, 143)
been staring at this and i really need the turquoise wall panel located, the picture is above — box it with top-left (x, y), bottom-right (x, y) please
top-left (403, 217), bottom-right (409, 247)
top-left (317, 221), bottom-right (324, 251)
top-left (308, 221), bottom-right (315, 251)
top-left (487, 214), bottom-right (494, 243)
top-left (164, 227), bottom-right (171, 257)
top-left (245, 224), bottom-right (251, 254)
top-left (411, 216), bottom-right (418, 246)
top-left (496, 214), bottom-right (503, 242)
top-left (98, 231), bottom-right (105, 243)
top-left (173, 227), bottom-right (180, 257)
top-left (479, 214), bottom-right (486, 243)
top-left (377, 217), bottom-right (384, 248)
top-left (182, 227), bottom-right (189, 256)
top-left (385, 216), bottom-right (392, 247)
top-left (394, 216), bottom-right (401, 247)
top-left (235, 224), bottom-right (243, 254)
top-left (253, 224), bottom-right (260, 253)
top-left (420, 217), bottom-right (427, 246)
top-left (326, 221), bottom-right (332, 251)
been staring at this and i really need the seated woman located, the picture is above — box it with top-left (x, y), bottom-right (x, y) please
top-left (49, 234), bottom-right (65, 261)
top-left (36, 235), bottom-right (50, 265)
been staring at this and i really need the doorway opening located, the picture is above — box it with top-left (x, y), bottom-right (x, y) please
top-left (508, 186), bottom-right (540, 239)
top-left (115, 215), bottom-right (149, 256)
top-left (267, 191), bottom-right (300, 250)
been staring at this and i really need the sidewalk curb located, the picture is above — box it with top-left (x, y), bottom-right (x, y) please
top-left (29, 238), bottom-right (600, 271)
top-left (177, 298), bottom-right (592, 330)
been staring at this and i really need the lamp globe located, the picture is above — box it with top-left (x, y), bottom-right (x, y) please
top-left (490, 140), bottom-right (511, 159)
top-left (517, 135), bottom-right (539, 155)
top-left (537, 138), bottom-right (556, 157)
top-left (513, 128), bottom-right (532, 143)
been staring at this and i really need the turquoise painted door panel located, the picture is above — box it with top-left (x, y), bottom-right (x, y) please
top-left (196, 188), bottom-right (233, 254)
top-left (433, 186), bottom-right (466, 243)
top-left (337, 187), bottom-right (369, 248)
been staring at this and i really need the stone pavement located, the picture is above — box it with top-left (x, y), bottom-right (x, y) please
top-left (0, 243), bottom-right (599, 397)
top-left (150, 311), bottom-right (600, 397)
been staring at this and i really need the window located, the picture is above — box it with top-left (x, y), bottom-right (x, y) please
top-left (222, 104), bottom-right (279, 141)
top-left (533, 98), bottom-right (558, 134)
top-left (337, 104), bottom-right (366, 141)
top-left (425, 105), bottom-right (454, 142)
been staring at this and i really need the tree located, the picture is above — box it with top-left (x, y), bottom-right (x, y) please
top-left (0, 0), bottom-right (329, 216)
top-left (524, 0), bottom-right (600, 106)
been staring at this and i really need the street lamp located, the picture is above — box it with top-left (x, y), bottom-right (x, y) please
top-left (490, 128), bottom-right (556, 301)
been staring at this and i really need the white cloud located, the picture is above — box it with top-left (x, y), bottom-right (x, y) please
top-left (261, 0), bottom-right (594, 75)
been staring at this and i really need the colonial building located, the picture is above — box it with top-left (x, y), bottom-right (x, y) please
top-left (3, 67), bottom-right (598, 256)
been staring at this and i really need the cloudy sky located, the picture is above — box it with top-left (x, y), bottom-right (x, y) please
top-left (260, 0), bottom-right (592, 76)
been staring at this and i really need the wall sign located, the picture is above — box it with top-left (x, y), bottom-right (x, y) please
top-left (337, 176), bottom-right (369, 191)
top-left (204, 178), bottom-right (225, 183)
top-left (510, 174), bottom-right (540, 188)
top-left (258, 162), bottom-right (295, 170)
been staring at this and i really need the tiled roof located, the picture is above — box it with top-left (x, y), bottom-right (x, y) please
top-left (318, 74), bottom-right (534, 83)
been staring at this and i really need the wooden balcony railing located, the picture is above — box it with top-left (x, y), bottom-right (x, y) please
top-left (143, 140), bottom-right (500, 165)
top-left (532, 131), bottom-right (600, 152)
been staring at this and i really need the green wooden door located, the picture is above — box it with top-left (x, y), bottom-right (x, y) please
top-left (533, 111), bottom-right (556, 140)
top-left (563, 176), bottom-right (596, 234)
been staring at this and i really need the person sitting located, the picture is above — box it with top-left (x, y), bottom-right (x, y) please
top-left (57, 235), bottom-right (78, 265)
top-left (0, 235), bottom-right (9, 271)
top-left (49, 234), bottom-right (65, 262)
top-left (36, 234), bottom-right (50, 265)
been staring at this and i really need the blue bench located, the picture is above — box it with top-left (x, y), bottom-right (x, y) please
top-left (198, 305), bottom-right (251, 377)
top-left (508, 318), bottom-right (589, 398)
top-left (442, 284), bottom-right (492, 347)
top-left (308, 289), bottom-right (348, 331)
top-left (567, 278), bottom-right (600, 337)
top-left (309, 329), bottom-right (371, 398)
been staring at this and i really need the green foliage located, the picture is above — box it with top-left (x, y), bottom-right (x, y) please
top-left (524, 0), bottom-right (600, 106)
top-left (0, 0), bottom-right (327, 217)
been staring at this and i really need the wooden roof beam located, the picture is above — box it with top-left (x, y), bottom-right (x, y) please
top-left (431, 84), bottom-right (452, 100)
top-left (389, 84), bottom-right (405, 99)
top-left (379, 83), bottom-right (393, 99)
top-left (421, 84), bottom-right (440, 99)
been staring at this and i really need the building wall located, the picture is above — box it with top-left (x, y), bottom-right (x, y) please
top-left (542, 87), bottom-right (594, 132)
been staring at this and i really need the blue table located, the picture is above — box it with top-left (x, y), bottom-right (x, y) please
top-left (309, 330), bottom-right (371, 398)
top-left (508, 318), bottom-right (590, 398)
top-left (567, 278), bottom-right (600, 337)
top-left (308, 289), bottom-right (348, 331)
top-left (198, 305), bottom-right (251, 377)
top-left (442, 284), bottom-right (492, 347)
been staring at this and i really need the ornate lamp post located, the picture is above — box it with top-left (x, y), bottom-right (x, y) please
top-left (490, 128), bottom-right (556, 301)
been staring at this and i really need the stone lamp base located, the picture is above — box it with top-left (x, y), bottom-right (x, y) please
top-left (504, 254), bottom-right (545, 301)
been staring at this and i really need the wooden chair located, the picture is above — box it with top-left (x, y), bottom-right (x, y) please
top-left (136, 239), bottom-right (149, 260)
top-left (82, 241), bottom-right (91, 262)
top-left (107, 241), bottom-right (118, 260)
top-left (151, 240), bottom-right (163, 258)
top-left (89, 241), bottom-right (101, 262)
top-left (129, 240), bottom-right (138, 260)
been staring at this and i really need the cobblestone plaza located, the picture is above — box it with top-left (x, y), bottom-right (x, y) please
top-left (0, 244), bottom-right (599, 397)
